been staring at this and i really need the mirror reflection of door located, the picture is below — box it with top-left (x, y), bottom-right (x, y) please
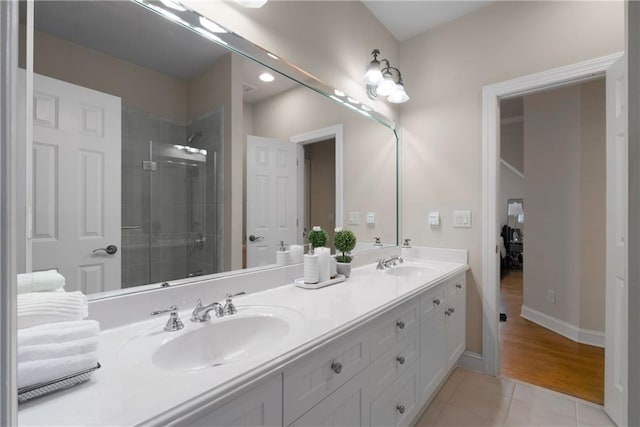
top-left (303, 138), bottom-right (336, 246)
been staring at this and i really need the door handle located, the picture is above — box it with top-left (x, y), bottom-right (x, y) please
top-left (248, 235), bottom-right (264, 242)
top-left (93, 245), bottom-right (118, 255)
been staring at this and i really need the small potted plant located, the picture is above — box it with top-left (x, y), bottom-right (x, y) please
top-left (333, 227), bottom-right (356, 277)
top-left (307, 226), bottom-right (328, 253)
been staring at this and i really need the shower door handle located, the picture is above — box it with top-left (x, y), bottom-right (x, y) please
top-left (248, 235), bottom-right (264, 242)
top-left (93, 245), bottom-right (118, 255)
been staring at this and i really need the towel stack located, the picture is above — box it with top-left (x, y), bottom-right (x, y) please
top-left (17, 320), bottom-right (100, 388)
top-left (16, 271), bottom-right (100, 390)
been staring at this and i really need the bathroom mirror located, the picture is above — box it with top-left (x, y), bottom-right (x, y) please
top-left (18, 0), bottom-right (398, 297)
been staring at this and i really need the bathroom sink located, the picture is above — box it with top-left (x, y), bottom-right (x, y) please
top-left (384, 265), bottom-right (436, 278)
top-left (120, 306), bottom-right (303, 372)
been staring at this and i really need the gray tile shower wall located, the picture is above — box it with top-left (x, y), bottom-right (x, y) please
top-left (121, 106), bottom-right (224, 288)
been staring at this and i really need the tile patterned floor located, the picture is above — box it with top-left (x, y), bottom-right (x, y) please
top-left (415, 368), bottom-right (615, 427)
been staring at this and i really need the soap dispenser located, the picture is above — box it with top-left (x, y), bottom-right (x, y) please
top-left (401, 238), bottom-right (412, 258)
top-left (276, 241), bottom-right (291, 266)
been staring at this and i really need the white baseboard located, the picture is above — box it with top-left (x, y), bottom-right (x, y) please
top-left (520, 305), bottom-right (604, 348)
top-left (457, 351), bottom-right (483, 372)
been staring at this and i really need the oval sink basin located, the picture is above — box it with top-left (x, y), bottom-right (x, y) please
top-left (120, 306), bottom-right (303, 373)
top-left (153, 315), bottom-right (290, 371)
top-left (385, 265), bottom-right (436, 278)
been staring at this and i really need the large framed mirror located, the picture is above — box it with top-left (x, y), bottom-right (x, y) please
top-left (17, 0), bottom-right (398, 299)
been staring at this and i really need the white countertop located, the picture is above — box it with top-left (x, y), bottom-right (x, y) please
top-left (18, 255), bottom-right (467, 426)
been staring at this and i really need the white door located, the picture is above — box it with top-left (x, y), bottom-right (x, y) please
top-left (28, 73), bottom-right (121, 293)
top-left (246, 135), bottom-right (298, 268)
top-left (605, 56), bottom-right (628, 426)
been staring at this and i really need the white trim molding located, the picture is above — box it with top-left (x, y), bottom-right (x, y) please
top-left (521, 306), bottom-right (605, 348)
top-left (481, 52), bottom-right (623, 376)
top-left (500, 159), bottom-right (524, 179)
top-left (457, 351), bottom-right (484, 372)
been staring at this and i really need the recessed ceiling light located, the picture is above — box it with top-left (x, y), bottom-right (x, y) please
top-left (334, 89), bottom-right (346, 97)
top-left (259, 72), bottom-right (275, 82)
top-left (198, 16), bottom-right (227, 33)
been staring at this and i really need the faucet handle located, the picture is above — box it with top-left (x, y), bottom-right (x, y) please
top-left (224, 292), bottom-right (246, 315)
top-left (151, 305), bottom-right (184, 331)
top-left (403, 238), bottom-right (412, 248)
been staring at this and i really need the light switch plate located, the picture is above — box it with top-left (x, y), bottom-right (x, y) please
top-left (453, 211), bottom-right (471, 228)
top-left (428, 212), bottom-right (440, 226)
top-left (366, 212), bottom-right (376, 224)
top-left (348, 211), bottom-right (360, 225)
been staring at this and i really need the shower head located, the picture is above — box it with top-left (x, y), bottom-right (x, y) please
top-left (186, 131), bottom-right (202, 144)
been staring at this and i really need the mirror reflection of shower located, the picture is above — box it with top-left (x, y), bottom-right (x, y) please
top-left (121, 108), bottom-right (222, 288)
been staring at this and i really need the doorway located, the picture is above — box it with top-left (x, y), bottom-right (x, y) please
top-left (497, 83), bottom-right (606, 404)
top-left (303, 138), bottom-right (336, 243)
top-left (481, 53), bottom-right (628, 424)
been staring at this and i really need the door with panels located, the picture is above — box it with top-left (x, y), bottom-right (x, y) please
top-left (29, 73), bottom-right (121, 293)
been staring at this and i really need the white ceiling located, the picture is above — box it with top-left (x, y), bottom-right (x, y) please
top-left (32, 1), bottom-right (294, 104)
top-left (362, 1), bottom-right (494, 42)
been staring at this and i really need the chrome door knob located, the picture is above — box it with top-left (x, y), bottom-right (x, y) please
top-left (331, 361), bottom-right (343, 374)
top-left (396, 320), bottom-right (405, 330)
top-left (396, 355), bottom-right (405, 365)
top-left (433, 298), bottom-right (441, 306)
top-left (456, 283), bottom-right (463, 289)
top-left (396, 404), bottom-right (405, 414)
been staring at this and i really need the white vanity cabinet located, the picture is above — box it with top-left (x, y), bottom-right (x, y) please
top-left (444, 277), bottom-right (466, 370)
top-left (185, 375), bottom-right (283, 427)
top-left (419, 286), bottom-right (446, 400)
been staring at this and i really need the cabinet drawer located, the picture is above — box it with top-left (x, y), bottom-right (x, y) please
top-left (289, 367), bottom-right (370, 427)
top-left (370, 361), bottom-right (420, 427)
top-left (420, 286), bottom-right (444, 325)
top-left (185, 375), bottom-right (282, 427)
top-left (370, 328), bottom-right (419, 399)
top-left (283, 328), bottom-right (370, 425)
top-left (370, 301), bottom-right (419, 360)
top-left (444, 275), bottom-right (465, 303)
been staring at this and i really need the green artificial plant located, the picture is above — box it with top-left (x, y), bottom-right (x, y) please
top-left (307, 226), bottom-right (328, 250)
top-left (333, 228), bottom-right (356, 263)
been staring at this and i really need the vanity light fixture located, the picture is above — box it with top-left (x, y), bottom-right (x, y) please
top-left (259, 72), bottom-right (275, 82)
top-left (365, 49), bottom-right (410, 104)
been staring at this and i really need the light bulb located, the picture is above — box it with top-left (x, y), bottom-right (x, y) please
top-left (364, 60), bottom-right (383, 85)
top-left (376, 72), bottom-right (396, 97)
top-left (388, 83), bottom-right (409, 103)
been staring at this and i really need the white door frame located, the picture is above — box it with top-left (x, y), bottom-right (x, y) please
top-left (481, 52), bottom-right (623, 376)
top-left (291, 124), bottom-right (344, 240)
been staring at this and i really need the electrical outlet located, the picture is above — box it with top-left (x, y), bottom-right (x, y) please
top-left (547, 290), bottom-right (556, 304)
top-left (428, 212), bottom-right (440, 227)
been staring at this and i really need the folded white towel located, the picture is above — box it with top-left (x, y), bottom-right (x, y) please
top-left (18, 320), bottom-right (100, 347)
top-left (17, 352), bottom-right (98, 389)
top-left (18, 336), bottom-right (98, 364)
top-left (17, 270), bottom-right (65, 294)
top-left (18, 291), bottom-right (88, 329)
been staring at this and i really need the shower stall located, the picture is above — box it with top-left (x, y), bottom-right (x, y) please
top-left (120, 107), bottom-right (223, 288)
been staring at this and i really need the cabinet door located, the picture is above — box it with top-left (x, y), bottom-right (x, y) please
top-left (420, 301), bottom-right (445, 401)
top-left (283, 328), bottom-right (370, 425)
top-left (370, 362), bottom-right (420, 427)
top-left (187, 375), bottom-right (282, 427)
top-left (445, 278), bottom-right (466, 370)
top-left (290, 368), bottom-right (370, 427)
top-left (370, 301), bottom-right (419, 359)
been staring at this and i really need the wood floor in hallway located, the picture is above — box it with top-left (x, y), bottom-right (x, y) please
top-left (499, 270), bottom-right (605, 405)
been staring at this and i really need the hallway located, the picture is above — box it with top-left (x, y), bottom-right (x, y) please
top-left (499, 271), bottom-right (605, 404)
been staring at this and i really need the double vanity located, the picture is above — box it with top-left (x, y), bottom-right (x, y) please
top-left (18, 248), bottom-right (467, 426)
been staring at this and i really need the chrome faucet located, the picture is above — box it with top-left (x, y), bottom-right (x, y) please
top-left (223, 292), bottom-right (246, 315)
top-left (191, 299), bottom-right (224, 322)
top-left (376, 256), bottom-right (405, 270)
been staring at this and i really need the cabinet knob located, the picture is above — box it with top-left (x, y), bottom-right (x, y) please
top-left (433, 298), bottom-right (440, 306)
top-left (331, 361), bottom-right (343, 374)
top-left (396, 320), bottom-right (405, 330)
top-left (456, 283), bottom-right (462, 289)
top-left (450, 307), bottom-right (455, 314)
top-left (396, 404), bottom-right (405, 414)
top-left (445, 308), bottom-right (452, 316)
top-left (396, 355), bottom-right (405, 365)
